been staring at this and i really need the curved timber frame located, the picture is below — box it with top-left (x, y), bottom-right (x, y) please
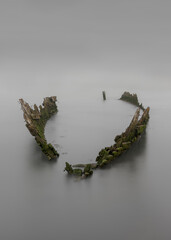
top-left (19, 92), bottom-right (150, 178)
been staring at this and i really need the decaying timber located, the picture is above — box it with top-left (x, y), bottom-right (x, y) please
top-left (64, 92), bottom-right (150, 178)
top-left (19, 97), bottom-right (59, 160)
top-left (102, 91), bottom-right (106, 100)
top-left (96, 106), bottom-right (150, 168)
top-left (120, 91), bottom-right (145, 110)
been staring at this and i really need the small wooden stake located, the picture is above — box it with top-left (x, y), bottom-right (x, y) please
top-left (102, 91), bottom-right (106, 100)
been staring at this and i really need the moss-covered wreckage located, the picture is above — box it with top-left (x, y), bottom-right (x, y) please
top-left (64, 92), bottom-right (150, 178)
top-left (19, 97), bottom-right (59, 160)
top-left (120, 91), bottom-right (145, 110)
top-left (19, 92), bottom-right (150, 177)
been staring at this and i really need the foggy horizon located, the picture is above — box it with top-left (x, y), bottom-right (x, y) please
top-left (1, 0), bottom-right (171, 94)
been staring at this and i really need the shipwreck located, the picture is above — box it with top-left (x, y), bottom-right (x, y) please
top-left (19, 92), bottom-right (150, 178)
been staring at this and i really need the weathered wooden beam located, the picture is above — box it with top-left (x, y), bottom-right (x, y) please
top-left (19, 97), bottom-right (59, 160)
top-left (102, 91), bottom-right (106, 100)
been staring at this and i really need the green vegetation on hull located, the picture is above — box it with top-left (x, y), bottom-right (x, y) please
top-left (64, 162), bottom-right (95, 178)
top-left (96, 107), bottom-right (150, 168)
top-left (120, 91), bottom-right (145, 110)
top-left (19, 97), bottom-right (59, 160)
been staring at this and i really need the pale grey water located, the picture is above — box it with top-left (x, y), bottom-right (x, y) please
top-left (1, 1), bottom-right (171, 240)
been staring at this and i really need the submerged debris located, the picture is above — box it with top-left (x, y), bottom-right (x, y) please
top-left (19, 97), bottom-right (59, 160)
top-left (64, 162), bottom-right (95, 177)
top-left (64, 92), bottom-right (150, 178)
top-left (120, 91), bottom-right (145, 110)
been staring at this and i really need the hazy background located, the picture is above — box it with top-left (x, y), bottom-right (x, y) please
top-left (0, 1), bottom-right (171, 240)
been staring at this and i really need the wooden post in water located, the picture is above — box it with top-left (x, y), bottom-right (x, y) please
top-left (102, 91), bottom-right (106, 100)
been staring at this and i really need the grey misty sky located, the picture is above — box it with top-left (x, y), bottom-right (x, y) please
top-left (0, 0), bottom-right (171, 91)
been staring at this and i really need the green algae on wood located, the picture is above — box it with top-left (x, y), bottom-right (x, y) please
top-left (120, 91), bottom-right (145, 110)
top-left (64, 162), bottom-right (95, 177)
top-left (19, 97), bottom-right (59, 160)
top-left (96, 107), bottom-right (150, 167)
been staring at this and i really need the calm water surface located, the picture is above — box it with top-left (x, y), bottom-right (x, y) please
top-left (1, 0), bottom-right (171, 239)
top-left (0, 85), bottom-right (171, 240)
